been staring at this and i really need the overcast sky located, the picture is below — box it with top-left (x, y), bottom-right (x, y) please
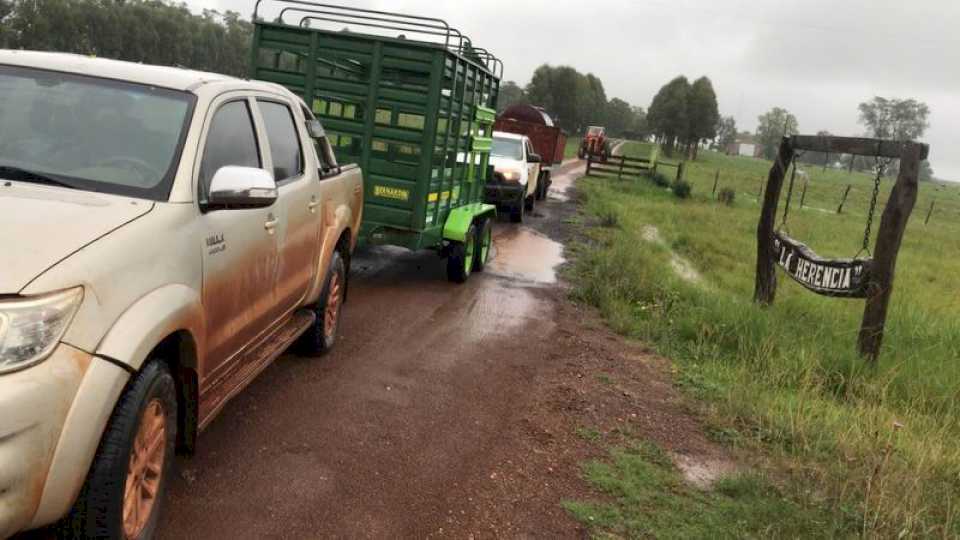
top-left (187, 0), bottom-right (960, 180)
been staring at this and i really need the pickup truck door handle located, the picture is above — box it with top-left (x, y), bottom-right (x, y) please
top-left (264, 215), bottom-right (278, 232)
top-left (308, 198), bottom-right (320, 212)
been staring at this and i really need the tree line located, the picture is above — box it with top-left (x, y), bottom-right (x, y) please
top-left (497, 65), bottom-right (647, 139)
top-left (0, 0), bottom-right (252, 77)
top-left (747, 98), bottom-right (933, 181)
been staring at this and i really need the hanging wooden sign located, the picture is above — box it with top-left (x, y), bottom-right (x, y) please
top-left (773, 231), bottom-right (871, 298)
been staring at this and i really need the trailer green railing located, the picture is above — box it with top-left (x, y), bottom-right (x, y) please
top-left (250, 1), bottom-right (503, 282)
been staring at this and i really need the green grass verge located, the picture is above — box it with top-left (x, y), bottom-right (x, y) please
top-left (565, 146), bottom-right (960, 537)
top-left (566, 441), bottom-right (855, 538)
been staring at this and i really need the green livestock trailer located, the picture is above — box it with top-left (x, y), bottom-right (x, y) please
top-left (250, 1), bottom-right (503, 282)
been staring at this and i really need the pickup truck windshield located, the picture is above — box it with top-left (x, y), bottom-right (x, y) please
top-left (0, 65), bottom-right (194, 200)
top-left (491, 137), bottom-right (523, 160)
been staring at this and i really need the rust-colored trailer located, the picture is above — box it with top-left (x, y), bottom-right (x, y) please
top-left (493, 104), bottom-right (567, 199)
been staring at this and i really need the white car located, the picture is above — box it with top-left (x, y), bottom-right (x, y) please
top-left (485, 132), bottom-right (542, 222)
top-left (0, 50), bottom-right (363, 539)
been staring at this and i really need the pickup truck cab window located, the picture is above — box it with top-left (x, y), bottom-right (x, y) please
top-left (198, 100), bottom-right (262, 202)
top-left (257, 99), bottom-right (304, 183)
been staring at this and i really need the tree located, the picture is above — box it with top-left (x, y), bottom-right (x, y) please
top-left (716, 116), bottom-right (737, 149)
top-left (0, 0), bottom-right (253, 77)
top-left (858, 97), bottom-right (930, 141)
top-left (856, 97), bottom-right (932, 179)
top-left (496, 81), bottom-right (527, 113)
top-left (756, 107), bottom-right (798, 160)
top-left (603, 98), bottom-right (634, 137)
top-left (526, 65), bottom-right (588, 132)
top-left (525, 64), bottom-right (625, 134)
top-left (647, 76), bottom-right (690, 156)
top-left (628, 106), bottom-right (648, 139)
top-left (685, 76), bottom-right (720, 159)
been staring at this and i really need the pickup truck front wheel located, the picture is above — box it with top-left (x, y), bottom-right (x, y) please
top-left (68, 360), bottom-right (177, 540)
top-left (299, 251), bottom-right (346, 355)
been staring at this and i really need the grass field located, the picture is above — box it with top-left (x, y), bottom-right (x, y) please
top-left (566, 142), bottom-right (960, 537)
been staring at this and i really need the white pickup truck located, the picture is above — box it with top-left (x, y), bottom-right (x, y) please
top-left (0, 51), bottom-right (363, 539)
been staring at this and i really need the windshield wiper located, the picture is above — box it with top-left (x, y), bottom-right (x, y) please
top-left (0, 165), bottom-right (80, 190)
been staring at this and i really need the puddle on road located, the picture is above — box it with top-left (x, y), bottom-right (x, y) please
top-left (461, 279), bottom-right (553, 342)
top-left (548, 170), bottom-right (577, 202)
top-left (488, 227), bottom-right (565, 284)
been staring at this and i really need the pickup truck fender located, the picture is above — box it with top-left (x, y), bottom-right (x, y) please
top-left (305, 199), bottom-right (357, 305)
top-left (442, 203), bottom-right (497, 243)
top-left (94, 284), bottom-right (206, 372)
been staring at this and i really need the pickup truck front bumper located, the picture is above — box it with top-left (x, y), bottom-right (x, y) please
top-left (0, 344), bottom-right (127, 537)
top-left (484, 180), bottom-right (525, 208)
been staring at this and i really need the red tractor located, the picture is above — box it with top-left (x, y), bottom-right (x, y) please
top-left (578, 125), bottom-right (608, 161)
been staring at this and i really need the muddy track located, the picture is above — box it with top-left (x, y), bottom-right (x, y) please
top-left (20, 161), bottom-right (724, 539)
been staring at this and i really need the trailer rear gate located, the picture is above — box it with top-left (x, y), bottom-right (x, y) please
top-left (251, 8), bottom-right (501, 251)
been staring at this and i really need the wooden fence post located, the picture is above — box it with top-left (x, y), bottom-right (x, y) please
top-left (754, 138), bottom-right (793, 305)
top-left (837, 184), bottom-right (852, 213)
top-left (618, 155), bottom-right (625, 180)
top-left (676, 161), bottom-right (685, 183)
top-left (857, 143), bottom-right (923, 362)
top-left (712, 170), bottom-right (719, 197)
top-left (924, 200), bottom-right (935, 225)
top-left (799, 177), bottom-right (808, 208)
top-left (758, 178), bottom-right (764, 200)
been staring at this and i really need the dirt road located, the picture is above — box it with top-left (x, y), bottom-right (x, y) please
top-left (155, 162), bottom-right (583, 538)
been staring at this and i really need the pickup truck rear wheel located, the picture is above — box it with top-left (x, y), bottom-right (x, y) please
top-left (446, 224), bottom-right (476, 283)
top-left (67, 360), bottom-right (177, 540)
top-left (298, 251), bottom-right (346, 355)
top-left (509, 198), bottom-right (525, 223)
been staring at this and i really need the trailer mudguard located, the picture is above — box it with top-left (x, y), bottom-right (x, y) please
top-left (442, 203), bottom-right (497, 243)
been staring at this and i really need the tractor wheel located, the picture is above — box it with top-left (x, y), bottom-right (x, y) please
top-left (447, 223), bottom-right (477, 283)
top-left (474, 218), bottom-right (492, 272)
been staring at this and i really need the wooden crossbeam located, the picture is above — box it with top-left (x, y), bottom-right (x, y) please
top-left (790, 136), bottom-right (929, 160)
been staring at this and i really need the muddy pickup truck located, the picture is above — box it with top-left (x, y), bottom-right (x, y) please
top-left (0, 51), bottom-right (362, 538)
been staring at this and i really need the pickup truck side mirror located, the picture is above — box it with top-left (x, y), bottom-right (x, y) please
top-left (527, 153), bottom-right (542, 163)
top-left (206, 166), bottom-right (278, 210)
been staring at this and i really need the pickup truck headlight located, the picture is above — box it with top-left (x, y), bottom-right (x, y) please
top-left (0, 287), bottom-right (83, 374)
top-left (499, 170), bottom-right (521, 182)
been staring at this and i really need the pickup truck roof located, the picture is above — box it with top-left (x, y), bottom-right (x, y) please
top-left (0, 50), bottom-right (283, 94)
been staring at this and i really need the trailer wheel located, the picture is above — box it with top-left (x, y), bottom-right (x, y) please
top-left (524, 192), bottom-right (535, 212)
top-left (474, 218), bottom-right (493, 272)
top-left (447, 223), bottom-right (477, 283)
top-left (535, 172), bottom-right (546, 200)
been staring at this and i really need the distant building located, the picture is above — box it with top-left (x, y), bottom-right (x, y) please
top-left (726, 135), bottom-right (763, 158)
